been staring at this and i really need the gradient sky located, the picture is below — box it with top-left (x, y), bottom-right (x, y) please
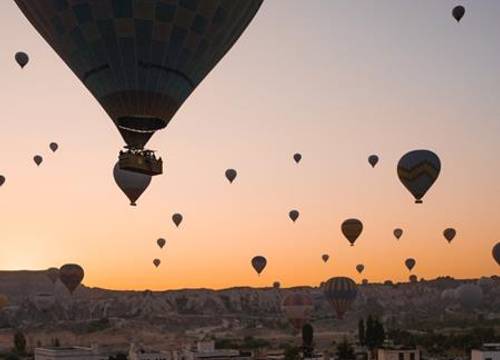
top-left (1, 0), bottom-right (499, 290)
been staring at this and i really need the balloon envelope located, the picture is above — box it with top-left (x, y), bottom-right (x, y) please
top-left (172, 213), bottom-right (183, 227)
top-left (15, 52), bottom-right (29, 68)
top-left (49, 142), bottom-right (58, 152)
top-left (46, 268), bottom-right (59, 284)
top-left (322, 254), bottom-right (329, 263)
top-left (0, 176), bottom-right (5, 187)
top-left (452, 5), bottom-right (465, 22)
top-left (281, 293), bottom-right (314, 330)
top-left (289, 210), bottom-right (300, 223)
top-left (341, 219), bottom-right (363, 246)
top-left (251, 256), bottom-right (267, 275)
top-left (323, 277), bottom-right (357, 319)
top-left (34, 155), bottom-right (43, 166)
top-left (157, 238), bottom-right (166, 249)
top-left (409, 274), bottom-right (418, 283)
top-left (405, 258), bottom-right (416, 272)
top-left (368, 155), bottom-right (379, 168)
top-left (273, 281), bottom-right (281, 289)
top-left (225, 169), bottom-right (237, 183)
top-left (493, 243), bottom-right (500, 266)
top-left (15, 0), bottom-right (263, 150)
top-left (356, 264), bottom-right (364, 274)
top-left (293, 153), bottom-right (302, 164)
top-left (153, 259), bottom-right (161, 268)
top-left (397, 150), bottom-right (441, 204)
top-left (393, 228), bottom-right (403, 239)
top-left (59, 264), bottom-right (84, 294)
top-left (113, 162), bottom-right (151, 206)
top-left (443, 228), bottom-right (456, 243)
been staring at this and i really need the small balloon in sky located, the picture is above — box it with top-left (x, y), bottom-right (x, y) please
top-left (225, 169), bottom-right (237, 183)
top-left (15, 52), bottom-right (29, 68)
top-left (172, 213), bottom-right (183, 228)
top-left (251, 256), bottom-right (267, 275)
top-left (322, 254), bottom-right (329, 263)
top-left (492, 243), bottom-right (500, 266)
top-left (405, 258), bottom-right (416, 272)
top-left (157, 238), bottom-right (166, 249)
top-left (341, 218), bottom-right (363, 246)
top-left (49, 142), bottom-right (59, 152)
top-left (293, 153), bottom-right (302, 164)
top-left (368, 155), bottom-right (379, 168)
top-left (153, 259), bottom-right (161, 268)
top-left (59, 264), bottom-right (84, 295)
top-left (356, 264), bottom-right (365, 274)
top-left (0, 176), bottom-right (5, 187)
top-left (393, 228), bottom-right (403, 240)
top-left (443, 228), bottom-right (456, 243)
top-left (452, 5), bottom-right (465, 22)
top-left (34, 155), bottom-right (43, 166)
top-left (289, 209), bottom-right (299, 222)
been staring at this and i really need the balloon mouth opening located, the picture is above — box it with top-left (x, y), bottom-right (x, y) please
top-left (415, 199), bottom-right (423, 204)
top-left (117, 116), bottom-right (166, 133)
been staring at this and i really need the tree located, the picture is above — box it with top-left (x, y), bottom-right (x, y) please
top-left (13, 331), bottom-right (26, 355)
top-left (374, 319), bottom-right (385, 347)
top-left (358, 319), bottom-right (366, 346)
top-left (302, 323), bottom-right (314, 358)
top-left (284, 345), bottom-right (300, 360)
top-left (365, 315), bottom-right (375, 349)
top-left (336, 338), bottom-right (355, 360)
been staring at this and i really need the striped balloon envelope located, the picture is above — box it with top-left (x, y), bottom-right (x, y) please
top-left (281, 293), bottom-right (314, 331)
top-left (323, 277), bottom-right (357, 319)
top-left (397, 150), bottom-right (441, 204)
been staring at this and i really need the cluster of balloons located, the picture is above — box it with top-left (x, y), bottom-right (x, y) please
top-left (152, 214), bottom-right (184, 268)
top-left (45, 264), bottom-right (84, 295)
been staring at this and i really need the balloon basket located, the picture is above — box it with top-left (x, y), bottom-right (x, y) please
top-left (119, 150), bottom-right (163, 176)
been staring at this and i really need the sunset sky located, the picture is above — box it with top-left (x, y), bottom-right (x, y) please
top-left (1, 0), bottom-right (499, 290)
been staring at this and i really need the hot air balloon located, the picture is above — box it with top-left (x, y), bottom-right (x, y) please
top-left (361, 279), bottom-right (369, 286)
top-left (356, 264), bottom-right (364, 274)
top-left (59, 264), bottom-right (84, 294)
top-left (281, 293), bottom-right (314, 331)
top-left (293, 153), bottom-right (302, 164)
top-left (405, 258), bottom-right (416, 272)
top-left (289, 210), bottom-right (300, 223)
top-left (113, 162), bottom-right (151, 206)
top-left (0, 176), bottom-right (5, 187)
top-left (273, 281), bottom-right (281, 289)
top-left (443, 228), bottom-right (456, 243)
top-left (323, 277), bottom-right (357, 319)
top-left (157, 238), bottom-right (166, 249)
top-left (15, 0), bottom-right (263, 176)
top-left (493, 243), bottom-right (500, 265)
top-left (153, 259), bottom-right (161, 268)
top-left (322, 254), bottom-right (330, 263)
top-left (341, 218), bottom-right (363, 246)
top-left (251, 256), bottom-right (267, 275)
top-left (172, 213), bottom-right (183, 228)
top-left (456, 284), bottom-right (483, 309)
top-left (34, 155), bottom-right (43, 166)
top-left (49, 142), bottom-right (58, 152)
top-left (46, 268), bottom-right (59, 284)
top-left (397, 150), bottom-right (441, 204)
top-left (0, 295), bottom-right (8, 310)
top-left (409, 274), bottom-right (418, 283)
top-left (393, 228), bottom-right (403, 240)
top-left (225, 169), bottom-right (237, 183)
top-left (452, 5), bottom-right (465, 22)
top-left (15, 52), bottom-right (29, 68)
top-left (368, 155), bottom-right (379, 168)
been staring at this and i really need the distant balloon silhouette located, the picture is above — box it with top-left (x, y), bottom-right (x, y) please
top-left (33, 155), bottom-right (43, 166)
top-left (153, 259), bottom-right (161, 268)
top-left (15, 52), bottom-right (29, 68)
top-left (493, 243), bottom-right (500, 266)
top-left (289, 210), bottom-right (300, 223)
top-left (59, 264), bottom-right (84, 294)
top-left (251, 256), bottom-right (267, 275)
top-left (443, 228), bottom-right (456, 243)
top-left (172, 213), bottom-right (183, 228)
top-left (405, 258), bottom-right (416, 272)
top-left (393, 228), bottom-right (403, 240)
top-left (293, 153), bottom-right (302, 164)
top-left (225, 169), bottom-right (237, 183)
top-left (397, 150), bottom-right (441, 204)
top-left (409, 274), bottom-right (418, 283)
top-left (46, 268), bottom-right (59, 284)
top-left (341, 218), bottom-right (363, 246)
top-left (273, 281), bottom-right (281, 289)
top-left (157, 238), bottom-right (166, 249)
top-left (49, 142), bottom-right (58, 152)
top-left (323, 277), bottom-right (358, 319)
top-left (0, 176), bottom-right (5, 187)
top-left (452, 5), bottom-right (465, 22)
top-left (368, 155), bottom-right (379, 168)
top-left (362, 279), bottom-right (369, 285)
top-left (322, 254), bottom-right (329, 263)
top-left (356, 264), bottom-right (365, 274)
top-left (281, 293), bottom-right (314, 330)
top-left (113, 163), bottom-right (151, 206)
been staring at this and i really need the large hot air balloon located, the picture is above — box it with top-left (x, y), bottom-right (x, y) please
top-left (15, 52), bottom-right (29, 68)
top-left (393, 228), bottom-right (403, 240)
top-left (289, 210), bottom-right (300, 223)
top-left (15, 0), bottom-right (263, 176)
top-left (59, 264), bottom-right (84, 294)
top-left (443, 228), bottom-right (456, 243)
top-left (405, 258), bottom-right (416, 272)
top-left (368, 155), bottom-right (379, 168)
top-left (49, 142), bottom-right (59, 153)
top-left (46, 268), bottom-right (59, 284)
top-left (456, 284), bottom-right (483, 309)
top-left (225, 169), bottom-right (237, 183)
top-left (34, 155), bottom-right (43, 166)
top-left (293, 153), bottom-right (302, 164)
top-left (0, 176), bottom-right (5, 187)
top-left (281, 293), bottom-right (314, 331)
top-left (452, 5), bottom-right (465, 22)
top-left (397, 150), bottom-right (441, 204)
top-left (172, 213), bottom-right (183, 228)
top-left (493, 243), bottom-right (500, 266)
top-left (356, 264), bottom-right (364, 274)
top-left (157, 238), bottom-right (166, 249)
top-left (251, 256), bottom-right (267, 275)
top-left (153, 259), bottom-right (161, 268)
top-left (323, 277), bottom-right (357, 319)
top-left (113, 162), bottom-right (151, 206)
top-left (321, 254), bottom-right (329, 263)
top-left (341, 219), bottom-right (363, 246)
